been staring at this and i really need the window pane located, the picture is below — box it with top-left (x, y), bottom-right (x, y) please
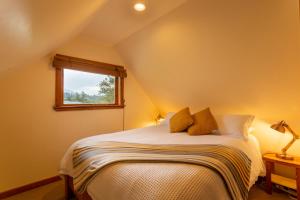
top-left (64, 69), bottom-right (115, 104)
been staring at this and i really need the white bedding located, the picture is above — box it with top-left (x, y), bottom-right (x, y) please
top-left (60, 124), bottom-right (265, 195)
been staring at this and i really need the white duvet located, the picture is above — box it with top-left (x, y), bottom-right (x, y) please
top-left (60, 124), bottom-right (265, 198)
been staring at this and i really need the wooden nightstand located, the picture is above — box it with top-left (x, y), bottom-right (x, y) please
top-left (263, 153), bottom-right (300, 199)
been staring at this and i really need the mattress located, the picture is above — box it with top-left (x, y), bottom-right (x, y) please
top-left (60, 124), bottom-right (265, 200)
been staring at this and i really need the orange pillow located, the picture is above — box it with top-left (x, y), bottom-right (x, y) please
top-left (170, 107), bottom-right (194, 133)
top-left (188, 108), bottom-right (218, 135)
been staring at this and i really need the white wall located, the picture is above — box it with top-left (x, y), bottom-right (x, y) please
top-left (0, 36), bottom-right (158, 192)
top-left (0, 0), bottom-right (108, 71)
top-left (117, 0), bottom-right (300, 159)
top-left (1, 0), bottom-right (300, 191)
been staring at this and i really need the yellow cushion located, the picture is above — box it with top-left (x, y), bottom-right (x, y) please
top-left (170, 107), bottom-right (194, 133)
top-left (187, 108), bottom-right (218, 135)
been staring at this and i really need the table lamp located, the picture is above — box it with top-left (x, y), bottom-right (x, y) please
top-left (270, 120), bottom-right (299, 160)
top-left (155, 114), bottom-right (164, 125)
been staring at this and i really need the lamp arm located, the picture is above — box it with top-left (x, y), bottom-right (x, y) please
top-left (281, 137), bottom-right (296, 155)
top-left (284, 124), bottom-right (300, 139)
top-left (281, 124), bottom-right (299, 155)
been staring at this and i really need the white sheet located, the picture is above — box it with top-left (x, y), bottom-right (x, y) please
top-left (60, 124), bottom-right (265, 189)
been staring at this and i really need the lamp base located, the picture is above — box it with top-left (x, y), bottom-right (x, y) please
top-left (276, 153), bottom-right (294, 160)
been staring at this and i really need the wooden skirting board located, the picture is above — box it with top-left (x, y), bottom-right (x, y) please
top-left (0, 176), bottom-right (61, 199)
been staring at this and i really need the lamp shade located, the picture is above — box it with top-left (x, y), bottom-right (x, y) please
top-left (270, 121), bottom-right (286, 133)
top-left (269, 120), bottom-right (298, 160)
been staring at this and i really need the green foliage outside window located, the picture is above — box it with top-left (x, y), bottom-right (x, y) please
top-left (64, 76), bottom-right (115, 104)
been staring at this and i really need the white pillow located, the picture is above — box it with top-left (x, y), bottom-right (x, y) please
top-left (215, 115), bottom-right (255, 140)
top-left (160, 112), bottom-right (175, 125)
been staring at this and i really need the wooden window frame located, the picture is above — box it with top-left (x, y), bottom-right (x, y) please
top-left (53, 54), bottom-right (126, 111)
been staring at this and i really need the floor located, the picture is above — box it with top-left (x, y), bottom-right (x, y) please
top-left (3, 180), bottom-right (292, 200)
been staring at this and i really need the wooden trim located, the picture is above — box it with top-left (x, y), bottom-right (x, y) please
top-left (115, 77), bottom-right (119, 105)
top-left (53, 55), bottom-right (126, 111)
top-left (0, 176), bottom-right (61, 199)
top-left (54, 104), bottom-right (125, 111)
top-left (55, 67), bottom-right (64, 107)
top-left (53, 54), bottom-right (127, 78)
top-left (120, 77), bottom-right (125, 106)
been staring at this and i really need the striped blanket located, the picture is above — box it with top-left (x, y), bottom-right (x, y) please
top-left (72, 142), bottom-right (251, 200)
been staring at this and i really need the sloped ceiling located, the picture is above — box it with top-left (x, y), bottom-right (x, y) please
top-left (0, 0), bottom-right (107, 71)
top-left (116, 0), bottom-right (300, 125)
top-left (81, 0), bottom-right (187, 46)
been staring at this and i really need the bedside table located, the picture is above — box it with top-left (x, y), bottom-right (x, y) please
top-left (263, 153), bottom-right (300, 199)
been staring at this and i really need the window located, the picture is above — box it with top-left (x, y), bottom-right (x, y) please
top-left (53, 54), bottom-right (126, 111)
top-left (64, 69), bottom-right (116, 105)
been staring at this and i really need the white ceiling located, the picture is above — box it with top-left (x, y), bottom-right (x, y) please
top-left (0, 0), bottom-right (107, 71)
top-left (0, 0), bottom-right (187, 71)
top-left (81, 0), bottom-right (187, 46)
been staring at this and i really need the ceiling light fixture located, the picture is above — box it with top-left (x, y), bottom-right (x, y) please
top-left (133, 0), bottom-right (146, 12)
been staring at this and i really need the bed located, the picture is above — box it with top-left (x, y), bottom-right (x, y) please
top-left (60, 124), bottom-right (265, 200)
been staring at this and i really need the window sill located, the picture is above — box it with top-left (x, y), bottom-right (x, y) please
top-left (53, 104), bottom-right (125, 111)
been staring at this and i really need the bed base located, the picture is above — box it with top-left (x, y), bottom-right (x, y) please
top-left (64, 175), bottom-right (92, 200)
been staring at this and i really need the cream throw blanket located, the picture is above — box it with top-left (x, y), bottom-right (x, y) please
top-left (72, 142), bottom-right (251, 200)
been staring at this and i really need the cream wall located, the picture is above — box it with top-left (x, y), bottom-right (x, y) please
top-left (0, 0), bottom-right (108, 71)
top-left (117, 0), bottom-right (300, 157)
top-left (0, 36), bottom-right (157, 192)
top-left (1, 0), bottom-right (300, 191)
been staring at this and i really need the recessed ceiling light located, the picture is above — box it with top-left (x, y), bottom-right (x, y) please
top-left (134, 2), bottom-right (146, 12)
